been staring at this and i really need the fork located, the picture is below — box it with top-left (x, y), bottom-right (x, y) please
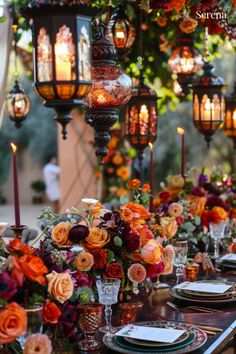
top-left (166, 301), bottom-right (223, 313)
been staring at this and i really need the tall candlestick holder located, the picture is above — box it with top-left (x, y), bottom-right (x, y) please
top-left (10, 225), bottom-right (27, 240)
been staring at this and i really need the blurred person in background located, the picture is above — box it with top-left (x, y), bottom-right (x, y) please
top-left (43, 156), bottom-right (60, 213)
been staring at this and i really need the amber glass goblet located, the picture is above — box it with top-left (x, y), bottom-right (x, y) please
top-left (77, 303), bottom-right (103, 351)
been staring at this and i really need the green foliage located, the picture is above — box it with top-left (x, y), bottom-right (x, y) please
top-left (30, 180), bottom-right (45, 192)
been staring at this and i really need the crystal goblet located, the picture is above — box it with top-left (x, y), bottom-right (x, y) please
top-left (209, 221), bottom-right (226, 259)
top-left (96, 278), bottom-right (120, 333)
top-left (172, 239), bottom-right (188, 284)
top-left (77, 303), bottom-right (103, 351)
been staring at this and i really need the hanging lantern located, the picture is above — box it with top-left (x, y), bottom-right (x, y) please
top-left (192, 61), bottom-right (225, 147)
top-left (224, 83), bottom-right (236, 148)
top-left (22, 0), bottom-right (93, 139)
top-left (6, 80), bottom-right (31, 128)
top-left (84, 22), bottom-right (132, 163)
top-left (168, 36), bottom-right (203, 95)
top-left (106, 4), bottom-right (136, 60)
top-left (125, 75), bottom-right (158, 170)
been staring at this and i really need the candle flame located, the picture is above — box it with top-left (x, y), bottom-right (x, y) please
top-left (10, 143), bottom-right (17, 153)
top-left (177, 127), bottom-right (184, 135)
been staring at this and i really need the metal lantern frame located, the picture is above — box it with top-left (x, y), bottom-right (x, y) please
top-left (106, 4), bottom-right (136, 60)
top-left (224, 83), bottom-right (236, 148)
top-left (22, 1), bottom-right (94, 139)
top-left (125, 75), bottom-right (158, 171)
top-left (168, 36), bottom-right (203, 96)
top-left (192, 61), bottom-right (225, 147)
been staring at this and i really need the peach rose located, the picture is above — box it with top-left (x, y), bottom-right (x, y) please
top-left (160, 217), bottom-right (178, 239)
top-left (124, 202), bottom-right (151, 220)
top-left (141, 240), bottom-right (163, 264)
top-left (0, 302), bottom-right (27, 344)
top-left (127, 263), bottom-right (146, 283)
top-left (167, 175), bottom-right (185, 189)
top-left (168, 203), bottom-right (183, 217)
top-left (119, 206), bottom-right (135, 222)
top-left (85, 227), bottom-right (110, 249)
top-left (185, 195), bottom-right (207, 217)
top-left (51, 222), bottom-right (72, 247)
top-left (137, 225), bottom-right (154, 247)
top-left (47, 271), bottom-right (74, 304)
top-left (74, 252), bottom-right (94, 271)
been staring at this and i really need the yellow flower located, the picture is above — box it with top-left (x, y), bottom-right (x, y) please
top-left (116, 166), bottom-right (130, 180)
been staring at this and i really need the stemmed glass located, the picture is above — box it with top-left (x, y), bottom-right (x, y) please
top-left (209, 221), bottom-right (226, 259)
top-left (172, 239), bottom-right (188, 284)
top-left (96, 278), bottom-right (120, 333)
top-left (77, 303), bottom-right (103, 351)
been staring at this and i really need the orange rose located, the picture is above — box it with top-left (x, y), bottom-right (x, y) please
top-left (116, 188), bottom-right (127, 197)
top-left (112, 154), bottom-right (123, 165)
top-left (179, 18), bottom-right (198, 33)
top-left (137, 225), bottom-right (154, 247)
top-left (51, 222), bottom-right (72, 247)
top-left (185, 195), bottom-right (207, 217)
top-left (7, 239), bottom-right (35, 255)
top-left (116, 166), bottom-right (130, 180)
top-left (119, 206), bottom-right (135, 222)
top-left (141, 240), bottom-right (163, 264)
top-left (85, 227), bottom-right (110, 249)
top-left (141, 184), bottom-right (151, 193)
top-left (11, 255), bottom-right (48, 286)
top-left (0, 302), bottom-right (27, 344)
top-left (127, 179), bottom-right (141, 190)
top-left (43, 300), bottom-right (61, 325)
top-left (124, 202), bottom-right (151, 220)
top-left (47, 271), bottom-right (74, 304)
top-left (74, 252), bottom-right (94, 271)
top-left (212, 206), bottom-right (228, 221)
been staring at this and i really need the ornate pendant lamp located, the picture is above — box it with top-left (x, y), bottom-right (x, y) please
top-left (106, 4), bottom-right (136, 60)
top-left (6, 23), bottom-right (31, 128)
top-left (84, 22), bottom-right (132, 163)
top-left (224, 83), bottom-right (236, 148)
top-left (168, 36), bottom-right (203, 95)
top-left (192, 29), bottom-right (225, 148)
top-left (125, 72), bottom-right (158, 171)
top-left (22, 0), bottom-right (93, 139)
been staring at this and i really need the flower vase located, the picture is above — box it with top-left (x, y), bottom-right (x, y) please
top-left (18, 305), bottom-right (43, 349)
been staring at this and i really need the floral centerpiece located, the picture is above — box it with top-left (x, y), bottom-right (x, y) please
top-left (152, 171), bottom-right (234, 255)
top-left (39, 194), bottom-right (176, 303)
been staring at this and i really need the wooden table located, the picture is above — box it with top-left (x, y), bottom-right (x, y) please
top-left (76, 276), bottom-right (236, 354)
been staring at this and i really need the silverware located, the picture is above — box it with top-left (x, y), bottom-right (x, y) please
top-left (166, 301), bottom-right (223, 313)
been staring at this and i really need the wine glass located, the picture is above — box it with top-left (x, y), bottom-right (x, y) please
top-left (96, 278), bottom-right (120, 333)
top-left (209, 221), bottom-right (226, 259)
top-left (171, 239), bottom-right (188, 284)
top-left (77, 303), bottom-right (103, 351)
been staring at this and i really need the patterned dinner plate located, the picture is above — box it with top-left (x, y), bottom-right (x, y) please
top-left (103, 320), bottom-right (207, 354)
top-left (171, 288), bottom-right (236, 304)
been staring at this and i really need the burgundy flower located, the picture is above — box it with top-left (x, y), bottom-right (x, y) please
top-left (0, 272), bottom-right (18, 300)
top-left (191, 187), bottom-right (205, 197)
top-left (73, 271), bottom-right (92, 287)
top-left (60, 302), bottom-right (78, 337)
top-left (146, 261), bottom-right (165, 278)
top-left (123, 231), bottom-right (140, 252)
top-left (68, 225), bottom-right (89, 243)
top-left (206, 196), bottom-right (229, 211)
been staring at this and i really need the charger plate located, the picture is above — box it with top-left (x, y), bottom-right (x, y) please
top-left (171, 288), bottom-right (236, 304)
top-left (103, 320), bottom-right (207, 354)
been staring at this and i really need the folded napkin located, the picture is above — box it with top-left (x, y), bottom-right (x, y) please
top-left (220, 254), bottom-right (236, 263)
top-left (175, 281), bottom-right (232, 294)
top-left (115, 324), bottom-right (186, 343)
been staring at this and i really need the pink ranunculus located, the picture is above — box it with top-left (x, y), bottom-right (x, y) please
top-left (23, 334), bottom-right (52, 354)
top-left (168, 203), bottom-right (183, 217)
top-left (127, 263), bottom-right (146, 283)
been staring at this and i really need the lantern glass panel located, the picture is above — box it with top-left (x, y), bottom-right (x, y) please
top-left (77, 21), bottom-right (91, 81)
top-left (37, 27), bottom-right (53, 82)
top-left (114, 19), bottom-right (128, 48)
top-left (6, 93), bottom-right (31, 118)
top-left (55, 25), bottom-right (76, 81)
top-left (193, 95), bottom-right (199, 120)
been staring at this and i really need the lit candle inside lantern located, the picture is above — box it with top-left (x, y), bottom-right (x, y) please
top-left (55, 42), bottom-right (72, 81)
top-left (177, 127), bottom-right (185, 178)
top-left (10, 143), bottom-right (21, 227)
top-left (203, 99), bottom-right (214, 121)
top-left (149, 142), bottom-right (154, 212)
top-left (97, 93), bottom-right (106, 104)
top-left (233, 110), bottom-right (236, 121)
